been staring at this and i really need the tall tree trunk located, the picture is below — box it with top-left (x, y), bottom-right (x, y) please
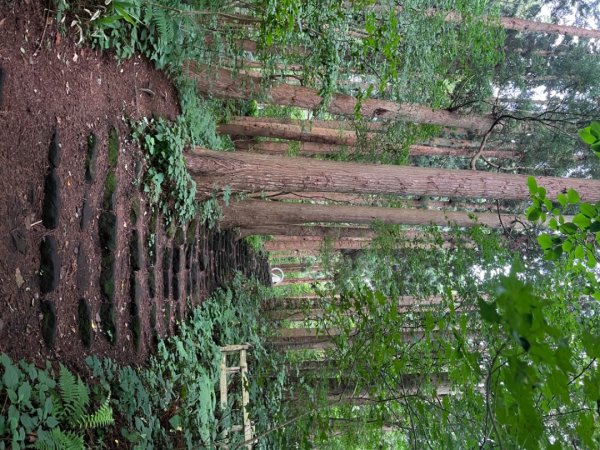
top-left (274, 263), bottom-right (323, 272)
top-left (239, 225), bottom-right (377, 239)
top-left (219, 199), bottom-right (521, 229)
top-left (248, 191), bottom-right (372, 204)
top-left (228, 124), bottom-right (518, 158)
top-left (226, 116), bottom-right (385, 132)
top-left (264, 237), bottom-right (373, 251)
top-left (498, 16), bottom-right (600, 40)
top-left (188, 149), bottom-right (600, 202)
top-left (277, 276), bottom-right (333, 286)
top-left (187, 63), bottom-right (495, 133)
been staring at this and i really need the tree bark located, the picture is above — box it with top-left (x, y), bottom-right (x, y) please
top-left (219, 199), bottom-right (522, 229)
top-left (264, 237), bottom-right (373, 251)
top-left (498, 16), bottom-right (600, 40)
top-left (230, 128), bottom-right (518, 158)
top-left (276, 276), bottom-right (333, 286)
top-left (188, 63), bottom-right (495, 133)
top-left (188, 148), bottom-right (600, 202)
top-left (239, 225), bottom-right (377, 239)
top-left (274, 263), bottom-right (323, 272)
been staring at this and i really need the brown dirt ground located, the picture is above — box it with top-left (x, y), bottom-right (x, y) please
top-left (0, 0), bottom-right (181, 371)
top-left (0, 1), bottom-right (272, 378)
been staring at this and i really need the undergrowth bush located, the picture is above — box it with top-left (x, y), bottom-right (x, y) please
top-left (85, 274), bottom-right (287, 450)
top-left (0, 356), bottom-right (113, 450)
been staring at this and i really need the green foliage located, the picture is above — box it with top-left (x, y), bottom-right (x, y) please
top-left (34, 429), bottom-right (84, 450)
top-left (131, 90), bottom-right (225, 226)
top-left (85, 274), bottom-right (287, 450)
top-left (0, 355), bottom-right (113, 450)
top-left (527, 126), bottom-right (600, 296)
top-left (579, 120), bottom-right (600, 157)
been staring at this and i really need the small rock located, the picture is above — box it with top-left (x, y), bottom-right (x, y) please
top-left (48, 128), bottom-right (61, 168)
top-left (80, 191), bottom-right (92, 231)
top-left (148, 269), bottom-right (156, 298)
top-left (15, 268), bottom-right (24, 288)
top-left (10, 228), bottom-right (28, 254)
top-left (129, 229), bottom-right (142, 271)
top-left (98, 212), bottom-right (117, 254)
top-left (130, 272), bottom-right (141, 306)
top-left (99, 254), bottom-right (115, 302)
top-left (76, 244), bottom-right (89, 294)
top-left (0, 67), bottom-right (5, 108)
top-left (42, 169), bottom-right (61, 230)
top-left (39, 236), bottom-right (60, 294)
top-left (186, 219), bottom-right (198, 245)
top-left (172, 246), bottom-right (181, 274)
top-left (40, 300), bottom-right (57, 348)
top-left (78, 298), bottom-right (92, 348)
top-left (174, 227), bottom-right (185, 246)
top-left (99, 302), bottom-right (117, 345)
top-left (162, 247), bottom-right (171, 298)
top-left (85, 133), bottom-right (97, 182)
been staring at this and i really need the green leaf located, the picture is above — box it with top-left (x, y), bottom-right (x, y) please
top-left (573, 213), bottom-right (591, 230)
top-left (579, 203), bottom-right (597, 218)
top-left (526, 206), bottom-right (541, 221)
top-left (567, 188), bottom-right (580, 204)
top-left (559, 222), bottom-right (578, 235)
top-left (590, 120), bottom-right (600, 138)
top-left (537, 234), bottom-right (553, 250)
top-left (527, 176), bottom-right (538, 195)
top-left (2, 362), bottom-right (19, 390)
top-left (557, 194), bottom-right (567, 208)
top-left (537, 186), bottom-right (546, 199)
top-left (575, 244), bottom-right (585, 260)
top-left (590, 221), bottom-right (600, 232)
top-left (579, 128), bottom-right (597, 145)
top-left (583, 333), bottom-right (600, 358)
top-left (17, 382), bottom-right (31, 404)
top-left (478, 298), bottom-right (501, 324)
top-left (169, 414), bottom-right (181, 430)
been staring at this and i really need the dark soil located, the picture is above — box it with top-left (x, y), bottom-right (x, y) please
top-left (0, 1), bottom-right (271, 373)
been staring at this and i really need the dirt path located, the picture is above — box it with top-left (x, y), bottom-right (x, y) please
top-left (0, 2), bottom-right (270, 371)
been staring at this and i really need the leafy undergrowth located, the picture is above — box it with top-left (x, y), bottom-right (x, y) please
top-left (130, 81), bottom-right (229, 227)
top-left (0, 356), bottom-right (113, 450)
top-left (1, 274), bottom-right (286, 450)
top-left (84, 274), bottom-right (286, 450)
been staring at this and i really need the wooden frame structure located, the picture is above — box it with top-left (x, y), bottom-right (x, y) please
top-left (219, 344), bottom-right (253, 449)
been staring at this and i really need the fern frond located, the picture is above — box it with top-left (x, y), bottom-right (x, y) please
top-left (151, 6), bottom-right (173, 45)
top-left (33, 428), bottom-right (85, 450)
top-left (58, 364), bottom-right (89, 423)
top-left (78, 395), bottom-right (115, 429)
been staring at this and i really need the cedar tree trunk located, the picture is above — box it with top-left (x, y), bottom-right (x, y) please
top-left (187, 148), bottom-right (600, 202)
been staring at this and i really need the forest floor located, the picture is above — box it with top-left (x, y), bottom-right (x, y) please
top-left (0, 2), bottom-right (270, 373)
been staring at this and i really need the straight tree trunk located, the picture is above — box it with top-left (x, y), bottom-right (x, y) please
top-left (277, 277), bottom-right (333, 286)
top-left (188, 148), bottom-right (600, 202)
top-left (231, 130), bottom-right (518, 159)
top-left (498, 16), bottom-right (600, 40)
top-left (247, 191), bottom-right (371, 204)
top-left (219, 199), bottom-right (522, 229)
top-left (226, 116), bottom-right (385, 132)
top-left (188, 63), bottom-right (495, 133)
top-left (274, 263), bottom-right (323, 272)
top-left (264, 237), bottom-right (373, 251)
top-left (240, 225), bottom-right (377, 239)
